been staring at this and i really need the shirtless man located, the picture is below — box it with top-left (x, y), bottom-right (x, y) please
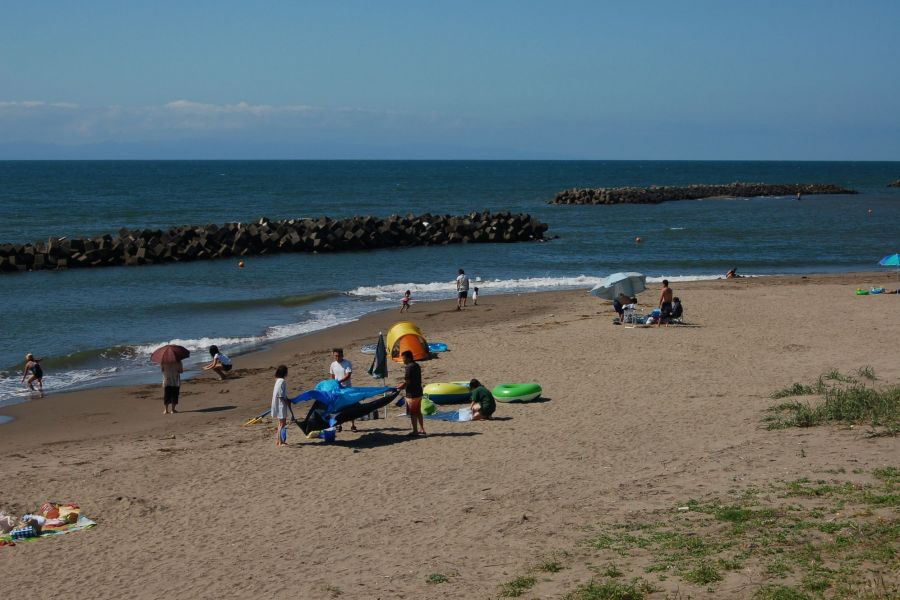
top-left (658, 279), bottom-right (674, 328)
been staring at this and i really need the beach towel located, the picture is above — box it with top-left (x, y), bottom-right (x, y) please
top-left (0, 503), bottom-right (96, 547)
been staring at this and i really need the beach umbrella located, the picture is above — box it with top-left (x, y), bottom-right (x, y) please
top-left (879, 253), bottom-right (900, 281)
top-left (589, 272), bottom-right (647, 300)
top-left (367, 332), bottom-right (388, 379)
top-left (150, 344), bottom-right (190, 364)
top-left (367, 332), bottom-right (389, 418)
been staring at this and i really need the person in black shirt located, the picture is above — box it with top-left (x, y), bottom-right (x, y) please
top-left (397, 350), bottom-right (425, 436)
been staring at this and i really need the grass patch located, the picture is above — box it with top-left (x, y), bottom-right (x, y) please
top-left (564, 578), bottom-right (656, 600)
top-left (538, 558), bottom-right (564, 573)
top-left (499, 576), bottom-right (537, 597)
top-left (579, 470), bottom-right (898, 597)
top-left (753, 584), bottom-right (811, 599)
top-left (601, 564), bottom-right (623, 578)
top-left (683, 562), bottom-right (722, 585)
top-left (425, 572), bottom-right (448, 585)
top-left (765, 369), bottom-right (900, 434)
top-left (771, 383), bottom-right (818, 399)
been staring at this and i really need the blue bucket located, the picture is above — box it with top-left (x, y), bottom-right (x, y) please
top-left (320, 429), bottom-right (336, 442)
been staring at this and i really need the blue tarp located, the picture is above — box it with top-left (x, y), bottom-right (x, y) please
top-left (290, 379), bottom-right (393, 413)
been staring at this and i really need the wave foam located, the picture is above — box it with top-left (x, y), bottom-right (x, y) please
top-left (348, 274), bottom-right (730, 300)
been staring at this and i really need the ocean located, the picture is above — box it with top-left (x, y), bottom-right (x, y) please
top-left (1, 160), bottom-right (898, 406)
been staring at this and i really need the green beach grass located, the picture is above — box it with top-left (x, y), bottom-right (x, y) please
top-left (509, 468), bottom-right (900, 599)
top-left (766, 368), bottom-right (899, 435)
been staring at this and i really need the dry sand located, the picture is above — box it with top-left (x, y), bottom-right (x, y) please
top-left (1, 273), bottom-right (897, 599)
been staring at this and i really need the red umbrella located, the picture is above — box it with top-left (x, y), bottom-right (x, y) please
top-left (150, 344), bottom-right (190, 364)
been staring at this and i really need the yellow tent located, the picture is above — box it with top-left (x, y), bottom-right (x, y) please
top-left (386, 321), bottom-right (429, 362)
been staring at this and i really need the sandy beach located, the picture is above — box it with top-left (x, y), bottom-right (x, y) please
top-left (2, 272), bottom-right (898, 599)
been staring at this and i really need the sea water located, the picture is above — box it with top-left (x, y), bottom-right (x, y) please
top-left (1, 160), bottom-right (899, 405)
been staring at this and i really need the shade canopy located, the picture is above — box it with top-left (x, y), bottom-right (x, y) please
top-left (878, 253), bottom-right (900, 267)
top-left (589, 272), bottom-right (647, 300)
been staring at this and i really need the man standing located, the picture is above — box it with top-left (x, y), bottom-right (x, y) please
top-left (456, 268), bottom-right (470, 310)
top-left (658, 279), bottom-right (674, 328)
top-left (329, 348), bottom-right (357, 432)
top-left (397, 350), bottom-right (425, 436)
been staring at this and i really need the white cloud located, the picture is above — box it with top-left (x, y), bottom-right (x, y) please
top-left (0, 98), bottom-right (449, 143)
top-left (0, 100), bottom-right (79, 109)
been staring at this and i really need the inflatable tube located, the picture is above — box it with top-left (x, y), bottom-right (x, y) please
top-left (492, 383), bottom-right (542, 403)
top-left (362, 341), bottom-right (449, 355)
top-left (423, 382), bottom-right (470, 405)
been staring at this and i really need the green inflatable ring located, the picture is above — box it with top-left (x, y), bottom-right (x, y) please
top-left (491, 383), bottom-right (542, 403)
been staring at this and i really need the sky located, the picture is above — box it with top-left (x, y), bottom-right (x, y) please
top-left (1, 1), bottom-right (899, 160)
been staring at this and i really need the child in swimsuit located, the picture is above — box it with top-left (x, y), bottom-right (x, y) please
top-left (400, 290), bottom-right (411, 313)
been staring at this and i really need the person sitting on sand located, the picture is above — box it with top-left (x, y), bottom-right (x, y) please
top-left (468, 379), bottom-right (495, 421)
top-left (22, 353), bottom-right (44, 397)
top-left (400, 290), bottom-right (411, 313)
top-left (271, 365), bottom-right (290, 447)
top-left (612, 293), bottom-right (636, 323)
top-left (397, 350), bottom-right (425, 436)
top-left (725, 267), bottom-right (737, 279)
top-left (658, 279), bottom-right (674, 327)
top-left (203, 345), bottom-right (232, 379)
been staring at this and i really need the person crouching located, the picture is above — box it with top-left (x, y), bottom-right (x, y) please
top-left (468, 379), bottom-right (496, 420)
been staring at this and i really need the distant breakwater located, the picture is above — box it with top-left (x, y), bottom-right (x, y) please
top-left (0, 211), bottom-right (549, 273)
top-left (550, 182), bottom-right (858, 205)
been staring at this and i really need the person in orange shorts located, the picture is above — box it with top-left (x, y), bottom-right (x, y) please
top-left (397, 350), bottom-right (425, 436)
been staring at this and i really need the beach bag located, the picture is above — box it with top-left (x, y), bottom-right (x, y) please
top-left (421, 396), bottom-right (437, 416)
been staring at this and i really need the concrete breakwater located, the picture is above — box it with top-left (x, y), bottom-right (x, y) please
top-left (550, 182), bottom-right (857, 205)
top-left (0, 211), bottom-right (548, 273)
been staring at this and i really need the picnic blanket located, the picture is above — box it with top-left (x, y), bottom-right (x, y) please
top-left (0, 502), bottom-right (96, 546)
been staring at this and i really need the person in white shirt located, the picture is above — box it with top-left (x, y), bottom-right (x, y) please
top-left (271, 365), bottom-right (290, 447)
top-left (329, 348), bottom-right (357, 432)
top-left (456, 268), bottom-right (470, 310)
top-left (204, 345), bottom-right (233, 380)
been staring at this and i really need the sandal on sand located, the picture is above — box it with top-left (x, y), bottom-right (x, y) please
top-left (406, 431), bottom-right (419, 437)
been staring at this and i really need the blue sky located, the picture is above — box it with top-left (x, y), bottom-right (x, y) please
top-left (2, 1), bottom-right (899, 159)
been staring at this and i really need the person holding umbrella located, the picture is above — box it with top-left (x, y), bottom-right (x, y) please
top-left (161, 359), bottom-right (183, 414)
top-left (150, 344), bottom-right (190, 415)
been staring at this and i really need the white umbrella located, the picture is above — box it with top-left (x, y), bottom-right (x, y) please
top-left (590, 272), bottom-right (646, 300)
